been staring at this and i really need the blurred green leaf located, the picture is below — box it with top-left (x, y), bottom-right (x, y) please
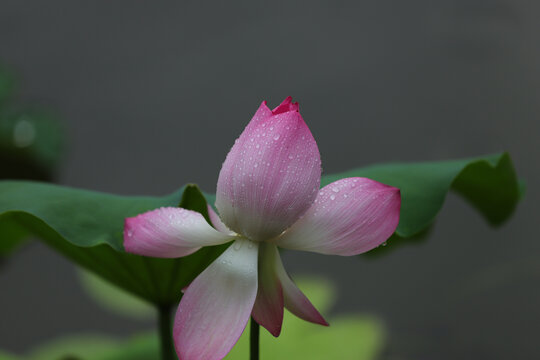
top-left (322, 152), bottom-right (521, 254)
top-left (0, 182), bottom-right (228, 306)
top-left (0, 351), bottom-right (19, 360)
top-left (228, 276), bottom-right (385, 360)
top-left (0, 109), bottom-right (64, 181)
top-left (0, 278), bottom-right (383, 360)
top-left (78, 269), bottom-right (154, 320)
top-left (0, 65), bottom-right (15, 104)
top-left (27, 333), bottom-right (160, 360)
top-left (0, 216), bottom-right (27, 256)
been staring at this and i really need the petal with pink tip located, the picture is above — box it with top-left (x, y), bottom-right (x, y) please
top-left (275, 250), bottom-right (328, 326)
top-left (216, 98), bottom-right (321, 241)
top-left (275, 178), bottom-right (401, 256)
top-left (173, 239), bottom-right (258, 360)
top-left (124, 207), bottom-right (234, 258)
top-left (251, 243), bottom-right (284, 337)
top-left (207, 205), bottom-right (233, 234)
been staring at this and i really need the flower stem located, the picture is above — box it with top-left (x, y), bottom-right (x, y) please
top-left (250, 317), bottom-right (260, 360)
top-left (158, 305), bottom-right (176, 360)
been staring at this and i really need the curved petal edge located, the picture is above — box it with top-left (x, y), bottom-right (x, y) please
top-left (275, 177), bottom-right (401, 256)
top-left (275, 251), bottom-right (328, 326)
top-left (124, 207), bottom-right (234, 258)
top-left (251, 243), bottom-right (284, 337)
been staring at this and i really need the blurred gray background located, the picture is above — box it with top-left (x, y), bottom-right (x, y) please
top-left (0, 1), bottom-right (539, 359)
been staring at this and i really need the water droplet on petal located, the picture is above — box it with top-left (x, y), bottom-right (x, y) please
top-left (332, 187), bottom-right (339, 193)
top-left (330, 195), bottom-right (336, 200)
top-left (273, 134), bottom-right (280, 141)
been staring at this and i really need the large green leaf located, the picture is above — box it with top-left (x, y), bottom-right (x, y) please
top-left (0, 182), bottom-right (228, 305)
top-left (0, 153), bottom-right (522, 303)
top-left (321, 152), bottom-right (521, 253)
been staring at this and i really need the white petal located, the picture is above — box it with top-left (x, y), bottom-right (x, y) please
top-left (173, 239), bottom-right (259, 360)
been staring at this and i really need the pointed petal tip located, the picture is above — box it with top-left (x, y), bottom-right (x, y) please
top-left (272, 96), bottom-right (299, 115)
top-left (316, 315), bottom-right (330, 327)
top-left (251, 244), bottom-right (285, 337)
top-left (216, 97), bottom-right (320, 241)
top-left (253, 317), bottom-right (282, 337)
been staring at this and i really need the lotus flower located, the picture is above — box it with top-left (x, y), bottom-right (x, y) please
top-left (124, 97), bottom-right (401, 360)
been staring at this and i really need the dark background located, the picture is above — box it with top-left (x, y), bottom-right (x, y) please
top-left (1, 1), bottom-right (539, 359)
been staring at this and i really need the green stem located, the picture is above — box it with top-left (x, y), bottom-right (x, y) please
top-left (158, 305), bottom-right (176, 360)
top-left (250, 317), bottom-right (260, 360)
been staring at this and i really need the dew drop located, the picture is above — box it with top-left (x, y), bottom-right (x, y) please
top-left (288, 155), bottom-right (294, 160)
top-left (330, 195), bottom-right (336, 200)
top-left (273, 134), bottom-right (280, 141)
top-left (332, 187), bottom-right (339, 193)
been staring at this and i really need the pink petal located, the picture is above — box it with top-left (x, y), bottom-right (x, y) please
top-left (275, 250), bottom-right (328, 326)
top-left (173, 239), bottom-right (259, 360)
top-left (124, 207), bottom-right (234, 258)
top-left (216, 97), bottom-right (321, 241)
top-left (271, 96), bottom-right (299, 114)
top-left (207, 205), bottom-right (233, 234)
top-left (251, 243), bottom-right (284, 337)
top-left (275, 178), bottom-right (401, 256)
